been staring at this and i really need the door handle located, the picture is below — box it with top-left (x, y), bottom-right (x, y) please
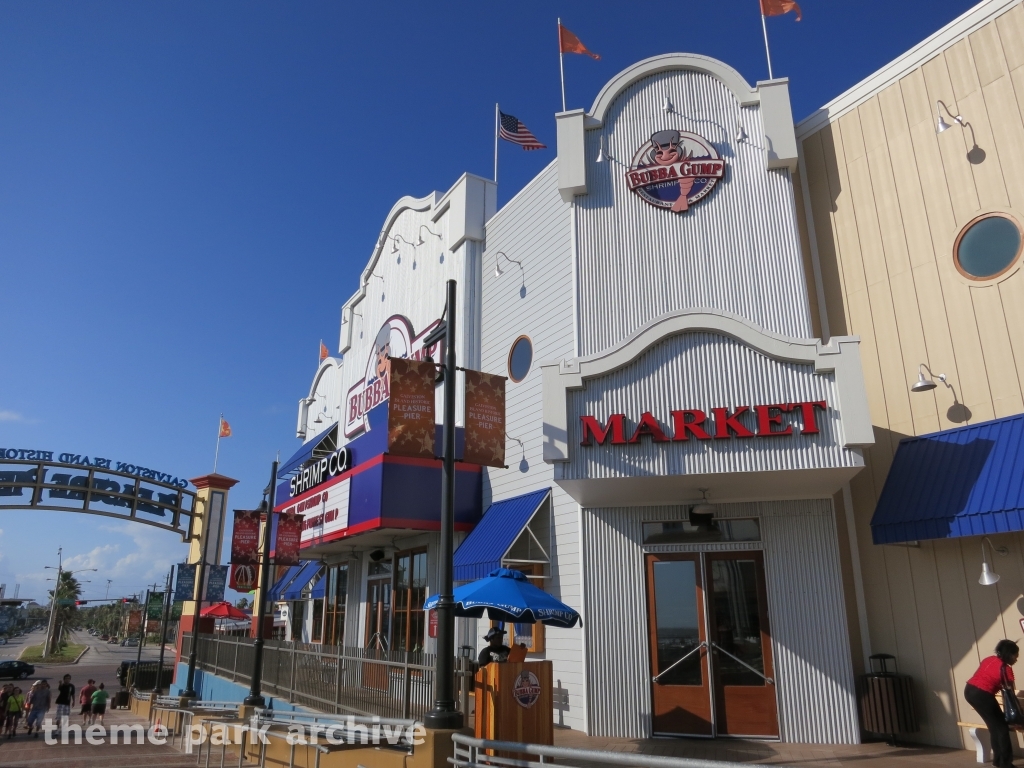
top-left (709, 641), bottom-right (774, 685)
top-left (652, 641), bottom-right (707, 683)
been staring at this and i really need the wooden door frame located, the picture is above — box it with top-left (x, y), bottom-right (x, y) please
top-left (703, 550), bottom-right (778, 738)
top-left (643, 551), bottom-right (715, 737)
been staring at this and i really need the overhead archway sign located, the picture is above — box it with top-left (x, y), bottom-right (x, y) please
top-left (0, 447), bottom-right (197, 541)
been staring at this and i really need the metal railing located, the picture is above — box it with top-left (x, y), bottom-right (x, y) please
top-left (451, 733), bottom-right (793, 768)
top-left (181, 633), bottom-right (474, 720)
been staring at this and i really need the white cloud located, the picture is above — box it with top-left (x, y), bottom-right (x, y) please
top-left (0, 410), bottom-right (23, 422)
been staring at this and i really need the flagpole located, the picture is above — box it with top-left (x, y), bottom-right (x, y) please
top-left (213, 414), bottom-right (222, 474)
top-left (494, 103), bottom-right (499, 185)
top-left (557, 18), bottom-right (566, 112)
top-left (761, 12), bottom-right (774, 79)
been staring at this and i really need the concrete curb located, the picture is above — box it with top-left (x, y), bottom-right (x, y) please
top-left (16, 644), bottom-right (90, 665)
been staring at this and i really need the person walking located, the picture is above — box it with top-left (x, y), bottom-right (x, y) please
top-left (0, 684), bottom-right (12, 735)
top-left (54, 674), bottom-right (74, 726)
top-left (79, 679), bottom-right (96, 725)
top-left (5, 686), bottom-right (24, 738)
top-left (966, 639), bottom-right (1021, 768)
top-left (90, 683), bottom-right (109, 726)
top-left (24, 680), bottom-right (51, 737)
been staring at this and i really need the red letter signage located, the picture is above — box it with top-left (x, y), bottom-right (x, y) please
top-left (670, 410), bottom-right (711, 440)
top-left (628, 412), bottom-right (669, 443)
top-left (798, 401), bottom-right (827, 434)
top-left (712, 407), bottom-right (755, 439)
top-left (754, 404), bottom-right (794, 436)
top-left (580, 414), bottom-right (626, 445)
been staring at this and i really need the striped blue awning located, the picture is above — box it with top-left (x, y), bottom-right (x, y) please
top-left (310, 567), bottom-right (327, 599)
top-left (267, 565), bottom-right (303, 601)
top-left (282, 561), bottom-right (321, 601)
top-left (453, 489), bottom-right (550, 582)
top-left (871, 414), bottom-right (1024, 544)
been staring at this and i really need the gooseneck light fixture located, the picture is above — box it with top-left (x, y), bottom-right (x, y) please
top-left (596, 134), bottom-right (606, 163)
top-left (935, 100), bottom-right (964, 134)
top-left (736, 123), bottom-right (748, 143)
top-left (417, 225), bottom-right (442, 246)
top-left (911, 363), bottom-right (946, 393)
top-left (494, 251), bottom-right (524, 279)
top-left (692, 488), bottom-right (715, 518)
top-left (390, 234), bottom-right (414, 263)
top-left (980, 537), bottom-right (1008, 586)
top-left (662, 96), bottom-right (673, 113)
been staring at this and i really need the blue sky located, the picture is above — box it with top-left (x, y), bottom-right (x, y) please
top-left (0, 0), bottom-right (980, 602)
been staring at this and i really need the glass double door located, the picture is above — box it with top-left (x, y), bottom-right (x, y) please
top-left (645, 551), bottom-right (778, 738)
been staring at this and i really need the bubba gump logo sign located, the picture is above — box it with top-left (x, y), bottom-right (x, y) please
top-left (626, 129), bottom-right (724, 213)
top-left (345, 314), bottom-right (442, 438)
top-left (581, 401), bottom-right (827, 444)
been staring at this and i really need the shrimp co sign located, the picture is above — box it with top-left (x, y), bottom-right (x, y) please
top-left (625, 129), bottom-right (724, 213)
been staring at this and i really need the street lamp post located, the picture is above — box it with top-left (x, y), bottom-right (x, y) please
top-left (154, 566), bottom-right (174, 694)
top-left (182, 544), bottom-right (209, 699)
top-left (43, 554), bottom-right (97, 659)
top-left (244, 461), bottom-right (278, 707)
top-left (423, 278), bottom-right (463, 730)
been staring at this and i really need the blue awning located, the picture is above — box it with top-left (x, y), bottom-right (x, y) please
top-left (310, 567), bottom-right (327, 599)
top-left (453, 489), bottom-right (550, 582)
top-left (282, 561), bottom-right (321, 600)
top-left (267, 565), bottom-right (303, 601)
top-left (871, 414), bottom-right (1024, 544)
top-left (278, 425), bottom-right (338, 479)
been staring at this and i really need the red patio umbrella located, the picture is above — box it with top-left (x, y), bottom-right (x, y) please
top-left (200, 602), bottom-right (249, 620)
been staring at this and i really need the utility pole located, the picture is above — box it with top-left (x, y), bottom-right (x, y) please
top-left (105, 580), bottom-right (113, 600)
top-left (244, 462), bottom-right (278, 707)
top-left (42, 548), bottom-right (62, 660)
top-left (423, 279), bottom-right (463, 730)
top-left (154, 566), bottom-right (174, 694)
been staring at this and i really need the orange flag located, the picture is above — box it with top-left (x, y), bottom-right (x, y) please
top-left (319, 341), bottom-right (329, 361)
top-left (219, 417), bottom-right (232, 438)
top-left (760, 0), bottom-right (802, 20)
top-left (558, 24), bottom-right (600, 60)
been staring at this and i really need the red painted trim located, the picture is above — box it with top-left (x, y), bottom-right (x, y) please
top-left (190, 473), bottom-right (239, 490)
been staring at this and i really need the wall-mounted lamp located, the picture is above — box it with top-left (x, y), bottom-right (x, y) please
top-left (692, 488), bottom-right (715, 518)
top-left (736, 123), bottom-right (748, 143)
top-left (390, 235), bottom-right (414, 263)
top-left (416, 225), bottom-right (442, 246)
top-left (662, 96), bottom-right (673, 113)
top-left (494, 251), bottom-right (524, 279)
top-left (936, 100), bottom-right (964, 134)
top-left (911, 363), bottom-right (945, 393)
top-left (596, 135), bottom-right (606, 163)
top-left (980, 536), bottom-right (1008, 585)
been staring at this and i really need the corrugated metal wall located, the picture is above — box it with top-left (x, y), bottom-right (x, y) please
top-left (479, 164), bottom-right (589, 730)
top-left (566, 332), bottom-right (858, 480)
top-left (581, 500), bottom-right (859, 743)
top-left (576, 69), bottom-right (812, 357)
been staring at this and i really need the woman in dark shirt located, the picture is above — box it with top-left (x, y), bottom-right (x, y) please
top-left (966, 639), bottom-right (1020, 768)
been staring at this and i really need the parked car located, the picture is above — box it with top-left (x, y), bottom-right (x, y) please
top-left (0, 661), bottom-right (34, 680)
top-left (121, 638), bottom-right (139, 647)
top-left (108, 637), bottom-right (120, 644)
top-left (99, 634), bottom-right (109, 640)
top-left (0, 638), bottom-right (7, 645)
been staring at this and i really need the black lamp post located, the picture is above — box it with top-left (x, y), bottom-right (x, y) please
top-left (244, 460), bottom-right (278, 707)
top-left (423, 279), bottom-right (463, 730)
top-left (181, 545), bottom-right (208, 699)
top-left (153, 566), bottom-right (174, 694)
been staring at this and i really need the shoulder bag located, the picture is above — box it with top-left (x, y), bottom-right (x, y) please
top-left (1001, 665), bottom-right (1024, 725)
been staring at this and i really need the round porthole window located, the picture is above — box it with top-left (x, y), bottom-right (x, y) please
top-left (508, 336), bottom-right (533, 383)
top-left (954, 213), bottom-right (1023, 280)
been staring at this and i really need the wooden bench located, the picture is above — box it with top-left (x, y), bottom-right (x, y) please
top-left (957, 720), bottom-right (1024, 763)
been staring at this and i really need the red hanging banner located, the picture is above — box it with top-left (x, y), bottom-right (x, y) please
top-left (230, 509), bottom-right (261, 565)
top-left (274, 513), bottom-right (304, 566)
top-left (387, 357), bottom-right (438, 459)
top-left (463, 370), bottom-right (506, 468)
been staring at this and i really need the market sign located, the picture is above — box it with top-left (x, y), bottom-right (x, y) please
top-left (345, 315), bottom-right (443, 438)
top-left (625, 129), bottom-right (724, 213)
top-left (581, 401), bottom-right (827, 445)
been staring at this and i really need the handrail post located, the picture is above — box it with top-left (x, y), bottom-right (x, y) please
top-left (403, 659), bottom-right (412, 719)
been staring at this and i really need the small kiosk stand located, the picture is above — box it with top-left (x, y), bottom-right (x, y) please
top-left (474, 658), bottom-right (553, 745)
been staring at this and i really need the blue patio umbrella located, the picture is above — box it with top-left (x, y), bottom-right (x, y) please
top-left (423, 568), bottom-right (581, 628)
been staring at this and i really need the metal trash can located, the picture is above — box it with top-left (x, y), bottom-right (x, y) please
top-left (859, 653), bottom-right (918, 744)
top-left (113, 689), bottom-right (131, 710)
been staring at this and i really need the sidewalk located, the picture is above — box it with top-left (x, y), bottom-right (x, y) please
top-left (554, 728), bottom-right (982, 767)
top-left (0, 704), bottom-right (210, 768)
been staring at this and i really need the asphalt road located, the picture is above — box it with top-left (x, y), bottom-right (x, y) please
top-left (2, 627), bottom-right (166, 692)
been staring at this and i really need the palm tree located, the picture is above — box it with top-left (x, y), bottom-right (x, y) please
top-left (47, 572), bottom-right (83, 653)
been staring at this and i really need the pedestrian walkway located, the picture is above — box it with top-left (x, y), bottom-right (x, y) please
top-left (0, 703), bottom-right (220, 768)
top-left (554, 728), bottom-right (981, 767)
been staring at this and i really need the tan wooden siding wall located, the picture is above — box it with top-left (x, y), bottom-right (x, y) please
top-left (799, 3), bottom-right (1024, 749)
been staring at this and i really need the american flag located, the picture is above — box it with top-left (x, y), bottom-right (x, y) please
top-left (499, 111), bottom-right (546, 150)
